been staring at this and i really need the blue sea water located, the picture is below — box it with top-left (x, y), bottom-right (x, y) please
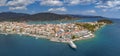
top-left (0, 19), bottom-right (120, 56)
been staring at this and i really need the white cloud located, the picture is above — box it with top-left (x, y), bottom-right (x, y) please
top-left (114, 7), bottom-right (120, 10)
top-left (48, 7), bottom-right (67, 12)
top-left (64, 0), bottom-right (80, 5)
top-left (80, 10), bottom-right (98, 15)
top-left (85, 10), bottom-right (96, 13)
top-left (40, 0), bottom-right (63, 6)
top-left (6, 0), bottom-right (36, 10)
top-left (81, 10), bottom-right (97, 15)
top-left (9, 6), bottom-right (27, 10)
top-left (64, 0), bottom-right (97, 5)
top-left (0, 0), bottom-right (7, 6)
top-left (102, 9), bottom-right (107, 12)
top-left (1, 0), bottom-right (120, 12)
top-left (95, 0), bottom-right (120, 11)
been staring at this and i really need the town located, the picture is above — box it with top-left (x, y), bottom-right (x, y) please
top-left (0, 21), bottom-right (106, 48)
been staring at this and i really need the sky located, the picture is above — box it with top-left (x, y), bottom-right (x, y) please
top-left (0, 0), bottom-right (120, 18)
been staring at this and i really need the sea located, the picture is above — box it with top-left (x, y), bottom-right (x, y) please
top-left (0, 18), bottom-right (120, 56)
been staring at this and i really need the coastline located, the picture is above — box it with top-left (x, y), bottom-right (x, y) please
top-left (0, 21), bottom-right (106, 48)
top-left (0, 31), bottom-right (95, 42)
top-left (0, 30), bottom-right (95, 49)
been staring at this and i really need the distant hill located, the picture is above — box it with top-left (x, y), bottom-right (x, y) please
top-left (23, 12), bottom-right (73, 21)
top-left (0, 12), bottom-right (74, 21)
top-left (69, 14), bottom-right (105, 18)
top-left (0, 12), bottom-right (29, 21)
top-left (0, 12), bottom-right (106, 22)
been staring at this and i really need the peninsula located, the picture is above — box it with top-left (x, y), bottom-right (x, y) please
top-left (0, 20), bottom-right (110, 48)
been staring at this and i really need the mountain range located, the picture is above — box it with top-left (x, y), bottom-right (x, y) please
top-left (0, 12), bottom-right (106, 22)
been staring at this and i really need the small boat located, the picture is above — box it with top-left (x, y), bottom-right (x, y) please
top-left (68, 41), bottom-right (77, 49)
